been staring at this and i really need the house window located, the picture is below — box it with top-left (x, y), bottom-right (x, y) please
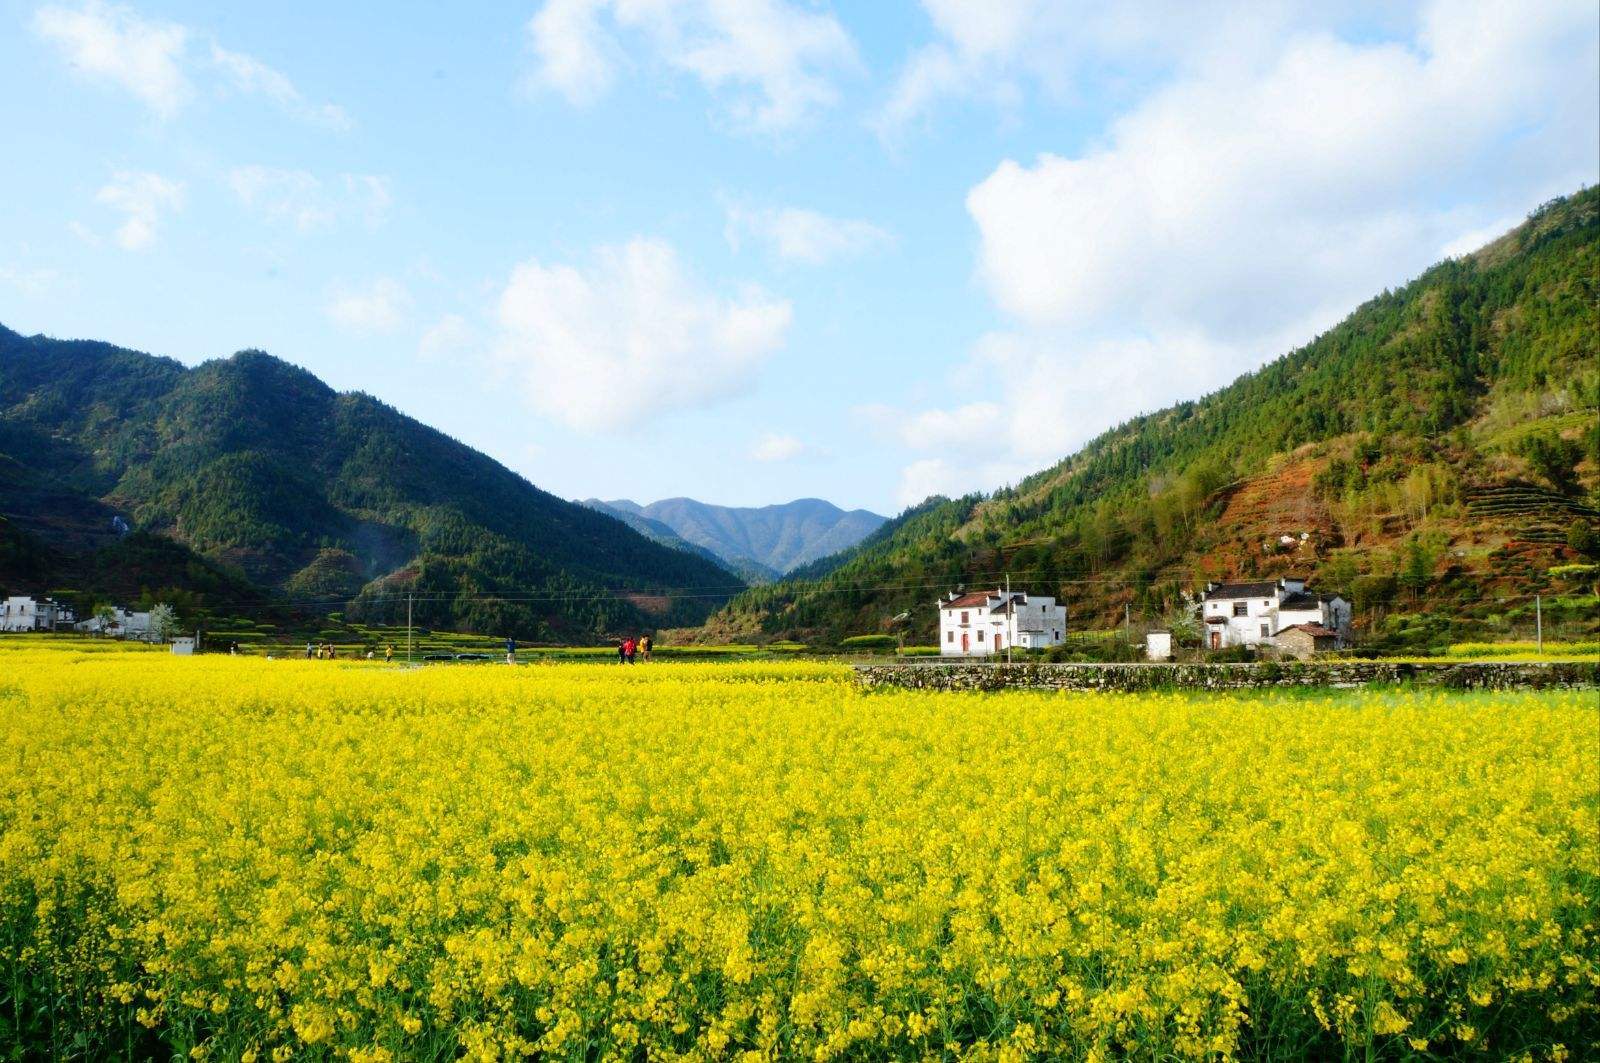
top-left (961, 611), bottom-right (969, 624)
top-left (1232, 602), bottom-right (1247, 617)
top-left (946, 630), bottom-right (953, 643)
top-left (1260, 624), bottom-right (1269, 638)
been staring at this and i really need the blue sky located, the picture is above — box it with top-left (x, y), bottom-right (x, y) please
top-left (1, 1), bottom-right (1594, 514)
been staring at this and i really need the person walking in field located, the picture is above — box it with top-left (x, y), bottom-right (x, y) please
top-left (505, 636), bottom-right (516, 666)
top-left (305, 641), bottom-right (314, 659)
top-left (640, 634), bottom-right (653, 662)
top-left (617, 639), bottom-right (627, 665)
top-left (384, 644), bottom-right (393, 664)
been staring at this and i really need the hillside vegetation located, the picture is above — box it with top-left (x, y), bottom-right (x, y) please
top-left (0, 332), bottom-right (737, 638)
top-left (716, 187), bottom-right (1600, 646)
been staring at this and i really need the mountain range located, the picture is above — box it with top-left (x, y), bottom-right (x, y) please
top-left (0, 329), bottom-right (738, 639)
top-left (706, 187), bottom-right (1600, 649)
top-left (581, 497), bottom-right (885, 583)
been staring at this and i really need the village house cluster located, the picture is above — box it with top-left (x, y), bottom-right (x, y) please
top-left (936, 576), bottom-right (1352, 661)
top-left (0, 595), bottom-right (162, 640)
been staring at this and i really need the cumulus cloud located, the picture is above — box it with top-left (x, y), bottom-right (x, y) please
top-left (525, 0), bottom-right (858, 132)
top-left (228, 167), bottom-right (392, 232)
top-left (94, 170), bottom-right (184, 250)
top-left (326, 278), bottom-right (410, 334)
top-left (724, 202), bottom-right (891, 264)
top-left (878, 0), bottom-right (1596, 506)
top-left (750, 432), bottom-right (806, 462)
top-left (490, 237), bottom-right (791, 430)
top-left (33, 1), bottom-right (348, 126)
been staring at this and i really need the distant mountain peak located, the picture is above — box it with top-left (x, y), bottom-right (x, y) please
top-left (584, 496), bottom-right (886, 580)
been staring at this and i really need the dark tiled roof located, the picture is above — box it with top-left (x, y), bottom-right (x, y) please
top-left (1276, 623), bottom-right (1338, 638)
top-left (1204, 580), bottom-right (1279, 600)
top-left (944, 590), bottom-right (1029, 609)
top-left (1280, 592), bottom-right (1320, 609)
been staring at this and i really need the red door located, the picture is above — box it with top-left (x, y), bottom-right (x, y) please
top-left (994, 634), bottom-right (1002, 652)
top-left (961, 633), bottom-right (969, 653)
top-left (1209, 631), bottom-right (1221, 650)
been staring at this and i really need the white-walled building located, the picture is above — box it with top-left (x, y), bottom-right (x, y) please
top-left (75, 606), bottom-right (154, 639)
top-left (1200, 578), bottom-right (1351, 651)
top-left (0, 596), bottom-right (69, 632)
top-left (937, 589), bottom-right (1066, 657)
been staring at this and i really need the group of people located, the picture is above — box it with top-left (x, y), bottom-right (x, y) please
top-left (618, 634), bottom-right (652, 663)
top-left (304, 642), bottom-right (395, 663)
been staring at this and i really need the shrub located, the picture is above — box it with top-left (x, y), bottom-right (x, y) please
top-left (840, 634), bottom-right (897, 651)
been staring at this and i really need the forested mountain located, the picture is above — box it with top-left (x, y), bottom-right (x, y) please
top-left (0, 330), bottom-right (738, 638)
top-left (712, 187), bottom-right (1600, 645)
top-left (584, 497), bottom-right (886, 582)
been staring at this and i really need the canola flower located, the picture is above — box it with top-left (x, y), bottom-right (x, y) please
top-left (0, 646), bottom-right (1595, 1060)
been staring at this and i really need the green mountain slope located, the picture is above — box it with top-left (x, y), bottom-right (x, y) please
top-left (0, 330), bottom-right (739, 638)
top-left (715, 187), bottom-right (1600, 645)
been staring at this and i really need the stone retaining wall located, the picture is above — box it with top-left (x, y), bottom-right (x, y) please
top-left (854, 660), bottom-right (1599, 692)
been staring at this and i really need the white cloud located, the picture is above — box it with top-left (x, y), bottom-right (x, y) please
top-left (33, 1), bottom-right (348, 127)
top-left (228, 167), bottom-right (392, 232)
top-left (750, 432), bottom-right (805, 461)
top-left (879, 0), bottom-right (1255, 135)
top-left (886, 0), bottom-right (1596, 504)
top-left (0, 264), bottom-right (64, 298)
top-left (724, 202), bottom-right (891, 264)
top-left (209, 43), bottom-right (352, 130)
top-left (418, 313), bottom-right (476, 362)
top-left (1439, 213), bottom-right (1525, 259)
top-left (525, 0), bottom-right (858, 132)
top-left (966, 0), bottom-right (1595, 339)
top-left (326, 278), bottom-right (410, 334)
top-left (491, 237), bottom-right (791, 430)
top-left (892, 456), bottom-right (1029, 510)
top-left (95, 170), bottom-right (184, 250)
top-left (33, 0), bottom-right (190, 118)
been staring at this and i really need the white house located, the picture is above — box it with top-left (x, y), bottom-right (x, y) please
top-left (0, 596), bottom-right (69, 632)
top-left (75, 606), bottom-right (154, 640)
top-left (937, 589), bottom-right (1066, 657)
top-left (1200, 578), bottom-right (1351, 651)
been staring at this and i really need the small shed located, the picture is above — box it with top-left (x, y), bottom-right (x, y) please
top-left (1274, 623), bottom-right (1338, 661)
top-left (1145, 631), bottom-right (1172, 661)
top-left (170, 637), bottom-right (196, 656)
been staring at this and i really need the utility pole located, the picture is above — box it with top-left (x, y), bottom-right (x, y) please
top-left (1535, 594), bottom-right (1543, 654)
top-left (1005, 573), bottom-right (1013, 665)
top-left (406, 593), bottom-right (414, 667)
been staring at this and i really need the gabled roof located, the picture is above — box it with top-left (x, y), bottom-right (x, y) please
top-left (1276, 622), bottom-right (1338, 638)
top-left (1203, 580), bottom-right (1280, 600)
top-left (943, 590), bottom-right (1027, 610)
top-left (1280, 592), bottom-right (1320, 609)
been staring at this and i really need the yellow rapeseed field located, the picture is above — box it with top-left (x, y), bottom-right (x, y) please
top-left (0, 646), bottom-right (1595, 1060)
